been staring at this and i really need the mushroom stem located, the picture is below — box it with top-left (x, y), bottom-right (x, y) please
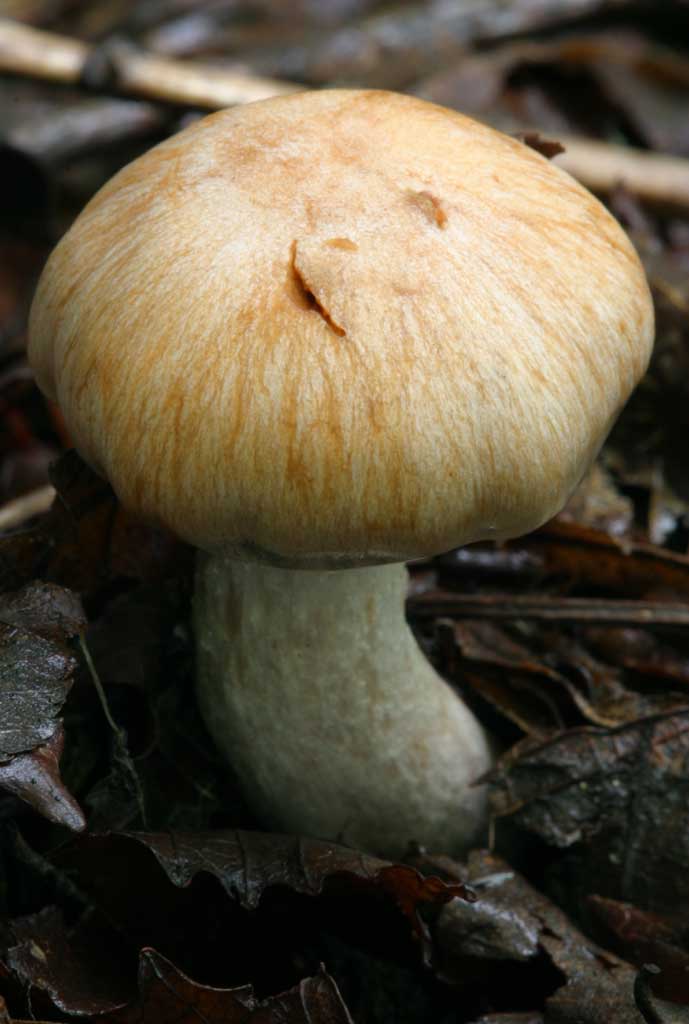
top-left (194, 554), bottom-right (493, 857)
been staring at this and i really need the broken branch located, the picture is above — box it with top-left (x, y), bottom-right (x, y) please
top-left (554, 136), bottom-right (689, 211)
top-left (0, 18), bottom-right (298, 108)
top-left (409, 591), bottom-right (689, 629)
top-left (1, 18), bottom-right (688, 210)
top-left (0, 485), bottom-right (55, 532)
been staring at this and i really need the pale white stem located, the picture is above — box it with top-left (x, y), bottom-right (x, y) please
top-left (194, 556), bottom-right (493, 857)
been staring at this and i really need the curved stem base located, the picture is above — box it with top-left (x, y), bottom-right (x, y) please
top-left (194, 556), bottom-right (493, 857)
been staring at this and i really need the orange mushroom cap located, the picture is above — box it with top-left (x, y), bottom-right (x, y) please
top-left (29, 89), bottom-right (653, 566)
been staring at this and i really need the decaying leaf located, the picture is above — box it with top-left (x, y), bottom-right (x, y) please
top-left (4, 909), bottom-right (355, 1023)
top-left (588, 894), bottom-right (689, 1006)
top-left (96, 830), bottom-right (473, 965)
top-left (0, 451), bottom-right (188, 596)
top-left (0, 724), bottom-right (85, 830)
top-left (0, 581), bottom-right (85, 641)
top-left (416, 31), bottom-right (689, 154)
top-left (490, 710), bottom-right (689, 917)
top-left (121, 829), bottom-right (470, 905)
top-left (0, 621), bottom-right (75, 760)
top-left (4, 830), bottom-right (473, 1020)
top-left (0, 580), bottom-right (84, 827)
top-left (433, 849), bottom-right (639, 1024)
top-left (507, 519), bottom-right (689, 599)
top-left (4, 905), bottom-right (133, 1017)
top-left (450, 619), bottom-right (628, 734)
top-left (103, 951), bottom-right (354, 1024)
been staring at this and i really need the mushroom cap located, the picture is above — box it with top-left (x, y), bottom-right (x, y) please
top-left (29, 89), bottom-right (653, 567)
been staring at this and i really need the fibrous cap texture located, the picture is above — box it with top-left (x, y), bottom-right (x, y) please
top-left (29, 89), bottom-right (654, 566)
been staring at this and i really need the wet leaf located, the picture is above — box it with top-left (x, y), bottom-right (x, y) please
top-left (451, 619), bottom-right (625, 733)
top-left (0, 582), bottom-right (84, 826)
top-left (50, 829), bottom-right (473, 987)
top-left (588, 895), bottom-right (689, 1005)
top-left (434, 849), bottom-right (639, 1024)
top-left (0, 622), bottom-right (75, 760)
top-left (118, 830), bottom-right (472, 960)
top-left (507, 519), bottom-right (689, 599)
top-left (0, 724), bottom-right (84, 830)
top-left (4, 905), bottom-right (133, 1016)
top-left (0, 581), bottom-right (85, 641)
top-left (103, 951), bottom-right (353, 1024)
top-left (490, 710), bottom-right (689, 917)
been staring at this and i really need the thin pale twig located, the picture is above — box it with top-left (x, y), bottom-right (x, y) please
top-left (0, 18), bottom-right (297, 107)
top-left (1, 18), bottom-right (689, 209)
top-left (78, 632), bottom-right (148, 827)
top-left (409, 591), bottom-right (689, 629)
top-left (0, 485), bottom-right (55, 532)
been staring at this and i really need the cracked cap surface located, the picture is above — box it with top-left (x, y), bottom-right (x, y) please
top-left (29, 89), bottom-right (654, 566)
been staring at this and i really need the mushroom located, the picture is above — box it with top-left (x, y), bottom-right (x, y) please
top-left (28, 90), bottom-right (654, 857)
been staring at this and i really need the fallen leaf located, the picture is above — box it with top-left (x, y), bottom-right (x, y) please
top-left (0, 723), bottom-right (85, 830)
top-left (0, 581), bottom-right (85, 641)
top-left (0, 621), bottom-right (75, 760)
top-left (416, 30), bottom-right (689, 154)
top-left (588, 895), bottom-right (689, 1005)
top-left (451, 619), bottom-right (625, 732)
top-left (0, 451), bottom-right (189, 596)
top-left (120, 830), bottom-right (472, 961)
top-left (4, 905), bottom-right (133, 1017)
top-left (490, 710), bottom-right (689, 917)
top-left (0, 582), bottom-right (84, 826)
top-left (54, 830), bottom-right (473, 980)
top-left (507, 519), bottom-right (689, 598)
top-left (433, 849), bottom-right (639, 1024)
top-left (103, 950), bottom-right (354, 1024)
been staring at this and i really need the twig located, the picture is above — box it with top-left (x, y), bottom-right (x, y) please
top-left (0, 18), bottom-right (298, 107)
top-left (78, 632), bottom-right (125, 735)
top-left (555, 137), bottom-right (689, 211)
top-left (78, 632), bottom-right (148, 827)
top-left (8, 823), bottom-right (92, 909)
top-left (0, 484), bottom-right (55, 532)
top-left (409, 592), bottom-right (689, 629)
top-left (633, 965), bottom-right (665, 1024)
top-left (1, 18), bottom-right (688, 210)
